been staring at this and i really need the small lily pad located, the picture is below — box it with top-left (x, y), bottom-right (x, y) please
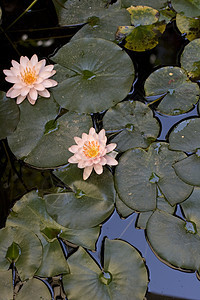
top-left (63, 239), bottom-right (148, 300)
top-left (7, 95), bottom-right (92, 168)
top-left (146, 210), bottom-right (200, 271)
top-left (181, 38), bottom-right (200, 81)
top-left (15, 278), bottom-right (51, 300)
top-left (0, 226), bottom-right (42, 281)
top-left (115, 142), bottom-right (193, 212)
top-left (51, 38), bottom-right (135, 113)
top-left (144, 66), bottom-right (199, 115)
top-left (0, 91), bottom-right (19, 139)
top-left (44, 165), bottom-right (115, 229)
top-left (103, 101), bottom-right (160, 152)
top-left (176, 14), bottom-right (200, 41)
top-left (127, 6), bottom-right (159, 26)
top-left (0, 270), bottom-right (13, 300)
top-left (171, 0), bottom-right (200, 17)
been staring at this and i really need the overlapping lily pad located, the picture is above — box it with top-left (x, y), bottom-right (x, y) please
top-left (0, 270), bottom-right (13, 300)
top-left (169, 118), bottom-right (200, 186)
top-left (44, 165), bottom-right (115, 229)
top-left (103, 100), bottom-right (160, 152)
top-left (176, 14), bottom-right (200, 41)
top-left (121, 0), bottom-right (168, 10)
top-left (63, 239), bottom-right (148, 300)
top-left (181, 187), bottom-right (200, 227)
top-left (171, 0), bottom-right (200, 17)
top-left (146, 210), bottom-right (200, 271)
top-left (115, 142), bottom-right (193, 212)
top-left (15, 278), bottom-right (51, 300)
top-left (7, 95), bottom-right (92, 168)
top-left (144, 66), bottom-right (199, 115)
top-left (0, 226), bottom-right (42, 280)
top-left (0, 91), bottom-right (19, 140)
top-left (51, 37), bottom-right (135, 113)
top-left (181, 38), bottom-right (200, 81)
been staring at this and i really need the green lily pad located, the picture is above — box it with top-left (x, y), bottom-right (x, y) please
top-left (7, 95), bottom-right (92, 168)
top-left (119, 21), bottom-right (166, 51)
top-left (0, 226), bottom-right (42, 281)
top-left (121, 0), bottom-right (168, 10)
top-left (144, 66), bottom-right (199, 115)
top-left (45, 165), bottom-right (115, 229)
top-left (176, 14), bottom-right (200, 41)
top-left (146, 210), bottom-right (200, 271)
top-left (127, 6), bottom-right (159, 26)
top-left (169, 118), bottom-right (200, 186)
top-left (171, 0), bottom-right (200, 17)
top-left (63, 239), bottom-right (148, 300)
top-left (51, 38), bottom-right (134, 113)
top-left (115, 193), bottom-right (134, 218)
top-left (114, 142), bottom-right (193, 212)
top-left (0, 270), bottom-right (13, 300)
top-left (6, 190), bottom-right (100, 250)
top-left (181, 187), bottom-right (200, 228)
top-left (15, 278), bottom-right (51, 300)
top-left (181, 38), bottom-right (200, 81)
top-left (71, 8), bottom-right (131, 42)
top-left (103, 101), bottom-right (160, 152)
top-left (0, 91), bottom-right (19, 140)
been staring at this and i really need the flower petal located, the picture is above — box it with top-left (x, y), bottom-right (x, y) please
top-left (68, 155), bottom-right (79, 163)
top-left (74, 136), bottom-right (82, 144)
top-left (27, 94), bottom-right (36, 105)
top-left (16, 95), bottom-right (26, 104)
top-left (34, 83), bottom-right (45, 91)
top-left (3, 69), bottom-right (13, 76)
top-left (42, 79), bottom-right (57, 88)
top-left (105, 155), bottom-right (118, 166)
top-left (68, 145), bottom-right (79, 153)
top-left (9, 89), bottom-right (21, 98)
top-left (20, 56), bottom-right (29, 68)
top-left (30, 54), bottom-right (38, 66)
top-left (29, 88), bottom-right (38, 101)
top-left (83, 166), bottom-right (93, 180)
top-left (38, 89), bottom-right (50, 98)
top-left (106, 143), bottom-right (117, 153)
top-left (5, 76), bottom-right (20, 83)
top-left (21, 86), bottom-right (30, 96)
top-left (94, 164), bottom-right (103, 175)
top-left (11, 60), bottom-right (20, 69)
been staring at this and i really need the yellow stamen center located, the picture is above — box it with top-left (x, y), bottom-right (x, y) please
top-left (83, 141), bottom-right (100, 158)
top-left (21, 67), bottom-right (38, 85)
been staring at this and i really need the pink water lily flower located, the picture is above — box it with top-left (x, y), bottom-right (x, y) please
top-left (68, 127), bottom-right (118, 180)
top-left (3, 54), bottom-right (57, 105)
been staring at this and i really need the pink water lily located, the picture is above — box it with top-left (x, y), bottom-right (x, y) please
top-left (68, 127), bottom-right (118, 180)
top-left (3, 54), bottom-right (57, 105)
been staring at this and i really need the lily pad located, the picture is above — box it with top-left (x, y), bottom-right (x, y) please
top-left (15, 278), bottom-right (51, 300)
top-left (6, 190), bottom-right (100, 250)
top-left (51, 38), bottom-right (135, 113)
top-left (127, 6), bottom-right (160, 26)
top-left (114, 142), bottom-right (193, 212)
top-left (171, 0), bottom-right (200, 17)
top-left (0, 91), bottom-right (19, 139)
top-left (181, 38), bottom-right (200, 81)
top-left (121, 0), bottom-right (168, 10)
top-left (181, 187), bottom-right (200, 228)
top-left (103, 100), bottom-right (160, 152)
top-left (146, 210), bottom-right (200, 271)
top-left (63, 238), bottom-right (148, 300)
top-left (0, 270), bottom-right (13, 300)
top-left (45, 165), bottom-right (115, 229)
top-left (0, 226), bottom-right (42, 280)
top-left (7, 95), bottom-right (92, 168)
top-left (144, 66), bottom-right (199, 115)
top-left (169, 118), bottom-right (200, 186)
top-left (176, 14), bottom-right (200, 41)
top-left (115, 193), bottom-right (134, 218)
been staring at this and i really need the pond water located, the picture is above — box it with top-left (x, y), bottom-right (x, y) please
top-left (1, 1), bottom-right (200, 299)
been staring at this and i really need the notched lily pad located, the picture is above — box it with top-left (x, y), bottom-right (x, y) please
top-left (103, 100), bottom-right (160, 152)
top-left (0, 91), bottom-right (19, 139)
top-left (115, 142), bottom-right (193, 212)
top-left (63, 238), bottom-right (148, 300)
top-left (146, 210), bottom-right (200, 271)
top-left (45, 165), bottom-right (115, 229)
top-left (51, 37), bottom-right (135, 113)
top-left (176, 14), bottom-right (200, 41)
top-left (181, 38), bottom-right (200, 81)
top-left (15, 277), bottom-right (51, 300)
top-left (171, 0), bottom-right (200, 17)
top-left (144, 66), bottom-right (199, 115)
top-left (7, 95), bottom-right (92, 168)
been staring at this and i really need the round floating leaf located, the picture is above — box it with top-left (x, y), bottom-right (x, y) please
top-left (115, 142), bottom-right (193, 211)
top-left (144, 66), bottom-right (199, 115)
top-left (7, 190), bottom-right (100, 250)
top-left (45, 165), bottom-right (115, 229)
top-left (181, 38), bottom-right (200, 81)
top-left (174, 155), bottom-right (200, 186)
top-left (123, 21), bottom-right (166, 51)
top-left (7, 95), bottom-right (92, 168)
top-left (51, 38), bottom-right (135, 113)
top-left (181, 187), bottom-right (200, 228)
top-left (127, 6), bottom-right (159, 26)
top-left (0, 270), bottom-right (13, 300)
top-left (115, 193), bottom-right (134, 218)
top-left (71, 8), bottom-right (131, 42)
top-left (171, 0), bottom-right (200, 17)
top-left (63, 239), bottom-right (148, 300)
top-left (176, 14), bottom-right (200, 41)
top-left (0, 226), bottom-right (42, 281)
top-left (121, 0), bottom-right (168, 10)
top-left (15, 278), bottom-right (51, 300)
top-left (0, 91), bottom-right (19, 139)
top-left (103, 101), bottom-right (160, 152)
top-left (146, 210), bottom-right (200, 271)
